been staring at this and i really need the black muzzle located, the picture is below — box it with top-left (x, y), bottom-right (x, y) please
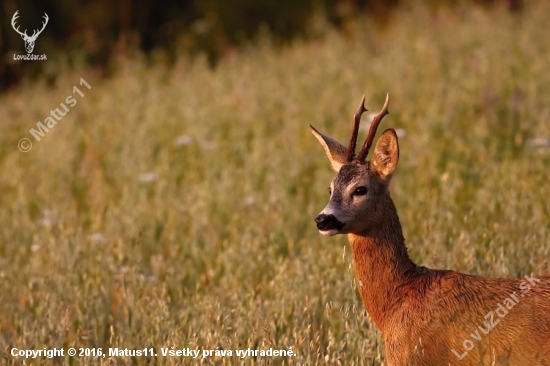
top-left (314, 214), bottom-right (345, 231)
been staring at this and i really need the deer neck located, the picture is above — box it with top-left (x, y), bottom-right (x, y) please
top-left (347, 199), bottom-right (418, 332)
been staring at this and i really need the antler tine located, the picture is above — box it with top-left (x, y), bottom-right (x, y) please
top-left (41, 13), bottom-right (49, 29)
top-left (346, 95), bottom-right (368, 161)
top-left (34, 13), bottom-right (49, 37)
top-left (356, 93), bottom-right (390, 161)
top-left (11, 10), bottom-right (19, 26)
top-left (11, 10), bottom-right (28, 37)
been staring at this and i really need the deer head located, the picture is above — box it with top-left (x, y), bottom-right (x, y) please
top-left (311, 94), bottom-right (397, 236)
top-left (11, 11), bottom-right (49, 54)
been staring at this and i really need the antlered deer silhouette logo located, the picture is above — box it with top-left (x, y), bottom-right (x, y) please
top-left (11, 10), bottom-right (49, 54)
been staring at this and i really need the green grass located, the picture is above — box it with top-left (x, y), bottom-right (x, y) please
top-left (1, 3), bottom-right (550, 365)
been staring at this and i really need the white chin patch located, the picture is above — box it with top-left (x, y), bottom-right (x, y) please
top-left (319, 229), bottom-right (339, 236)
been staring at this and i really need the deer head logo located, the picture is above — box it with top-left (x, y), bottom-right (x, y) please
top-left (11, 10), bottom-right (49, 54)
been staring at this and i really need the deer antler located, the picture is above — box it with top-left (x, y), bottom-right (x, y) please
top-left (356, 93), bottom-right (390, 161)
top-left (346, 95), bottom-right (368, 161)
top-left (38, 13), bottom-right (48, 36)
top-left (30, 13), bottom-right (49, 39)
top-left (11, 11), bottom-right (48, 40)
top-left (11, 11), bottom-right (28, 38)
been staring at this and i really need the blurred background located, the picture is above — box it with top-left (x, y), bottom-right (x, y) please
top-left (1, 1), bottom-right (549, 365)
top-left (1, 0), bottom-right (522, 90)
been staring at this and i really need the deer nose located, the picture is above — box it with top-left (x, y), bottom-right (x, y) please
top-left (314, 214), bottom-right (344, 231)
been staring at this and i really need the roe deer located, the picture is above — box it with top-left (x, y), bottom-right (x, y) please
top-left (310, 94), bottom-right (550, 365)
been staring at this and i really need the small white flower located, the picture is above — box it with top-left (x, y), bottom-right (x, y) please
top-left (527, 138), bottom-right (550, 148)
top-left (244, 195), bottom-right (256, 205)
top-left (39, 209), bottom-right (55, 227)
top-left (90, 233), bottom-right (107, 245)
top-left (359, 113), bottom-right (379, 130)
top-left (174, 135), bottom-right (193, 147)
top-left (139, 172), bottom-right (158, 183)
top-left (395, 128), bottom-right (407, 138)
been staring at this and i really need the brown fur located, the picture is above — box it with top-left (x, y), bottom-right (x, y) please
top-left (349, 207), bottom-right (550, 365)
top-left (311, 111), bottom-right (550, 365)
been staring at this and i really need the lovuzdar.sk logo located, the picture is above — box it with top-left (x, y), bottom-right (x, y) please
top-left (11, 10), bottom-right (48, 61)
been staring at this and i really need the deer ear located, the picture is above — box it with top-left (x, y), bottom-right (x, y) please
top-left (310, 125), bottom-right (348, 171)
top-left (371, 129), bottom-right (399, 178)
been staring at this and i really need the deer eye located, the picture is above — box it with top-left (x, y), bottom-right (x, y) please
top-left (328, 187), bottom-right (332, 195)
top-left (353, 186), bottom-right (367, 196)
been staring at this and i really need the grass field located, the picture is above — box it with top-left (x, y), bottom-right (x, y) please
top-left (1, 3), bottom-right (550, 365)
